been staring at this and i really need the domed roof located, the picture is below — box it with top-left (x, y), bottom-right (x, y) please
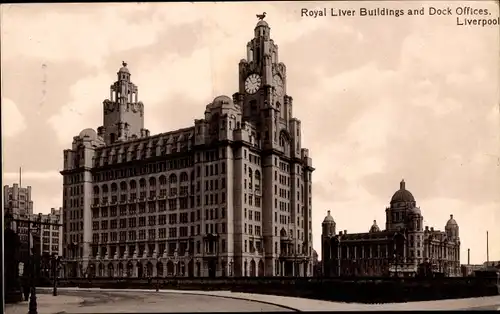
top-left (118, 61), bottom-right (130, 73)
top-left (390, 179), bottom-right (415, 204)
top-left (212, 95), bottom-right (232, 105)
top-left (79, 128), bottom-right (97, 140)
top-left (322, 210), bottom-right (335, 224)
top-left (369, 220), bottom-right (380, 233)
top-left (446, 214), bottom-right (458, 228)
top-left (408, 207), bottom-right (421, 216)
top-left (256, 20), bottom-right (269, 28)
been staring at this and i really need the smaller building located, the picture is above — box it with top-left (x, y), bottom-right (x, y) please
top-left (321, 180), bottom-right (461, 278)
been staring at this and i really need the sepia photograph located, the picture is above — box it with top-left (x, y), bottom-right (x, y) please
top-left (2, 1), bottom-right (499, 312)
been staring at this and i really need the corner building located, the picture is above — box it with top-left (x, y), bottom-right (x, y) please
top-left (321, 180), bottom-right (461, 277)
top-left (60, 18), bottom-right (315, 278)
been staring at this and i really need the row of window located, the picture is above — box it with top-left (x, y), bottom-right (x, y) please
top-left (92, 223), bottom-right (229, 243)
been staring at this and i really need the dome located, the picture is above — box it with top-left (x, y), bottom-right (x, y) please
top-left (408, 207), bottom-right (421, 216)
top-left (256, 20), bottom-right (269, 28)
top-left (369, 220), bottom-right (380, 233)
top-left (79, 128), bottom-right (97, 140)
top-left (322, 210), bottom-right (335, 223)
top-left (118, 61), bottom-right (130, 73)
top-left (212, 95), bottom-right (232, 106)
top-left (390, 179), bottom-right (415, 204)
top-left (446, 214), bottom-right (458, 228)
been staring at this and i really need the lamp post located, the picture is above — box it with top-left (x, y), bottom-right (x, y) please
top-left (156, 257), bottom-right (160, 292)
top-left (51, 254), bottom-right (62, 296)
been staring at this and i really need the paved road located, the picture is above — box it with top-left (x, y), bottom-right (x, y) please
top-left (5, 288), bottom-right (500, 313)
top-left (5, 290), bottom-right (293, 313)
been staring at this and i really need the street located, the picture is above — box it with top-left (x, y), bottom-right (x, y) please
top-left (5, 290), bottom-right (293, 313)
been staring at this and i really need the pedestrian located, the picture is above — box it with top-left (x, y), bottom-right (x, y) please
top-left (21, 276), bottom-right (30, 301)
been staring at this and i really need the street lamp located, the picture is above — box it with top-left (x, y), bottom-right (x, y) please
top-left (51, 254), bottom-right (62, 296)
top-left (156, 257), bottom-right (161, 292)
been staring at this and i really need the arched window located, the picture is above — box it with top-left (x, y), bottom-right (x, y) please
top-left (180, 172), bottom-right (188, 182)
top-left (159, 175), bottom-right (167, 186)
top-left (130, 180), bottom-right (137, 190)
top-left (169, 174), bottom-right (178, 184)
top-left (149, 177), bottom-right (156, 188)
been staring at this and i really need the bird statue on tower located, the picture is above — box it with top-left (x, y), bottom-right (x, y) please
top-left (256, 12), bottom-right (266, 20)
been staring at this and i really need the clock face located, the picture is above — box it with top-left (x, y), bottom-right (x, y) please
top-left (273, 75), bottom-right (284, 97)
top-left (245, 74), bottom-right (262, 94)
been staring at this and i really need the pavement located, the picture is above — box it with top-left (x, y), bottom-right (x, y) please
top-left (4, 287), bottom-right (500, 313)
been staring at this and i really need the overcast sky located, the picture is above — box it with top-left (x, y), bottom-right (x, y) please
top-left (2, 2), bottom-right (499, 264)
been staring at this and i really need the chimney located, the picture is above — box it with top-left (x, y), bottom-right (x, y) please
top-left (339, 231), bottom-right (343, 236)
top-left (430, 227), bottom-right (434, 232)
top-left (467, 248), bottom-right (470, 265)
top-left (344, 230), bottom-right (347, 234)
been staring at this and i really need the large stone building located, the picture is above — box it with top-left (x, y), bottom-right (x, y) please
top-left (321, 180), bottom-right (461, 277)
top-left (60, 17), bottom-right (314, 278)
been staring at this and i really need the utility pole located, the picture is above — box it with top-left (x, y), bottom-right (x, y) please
top-left (487, 231), bottom-right (489, 263)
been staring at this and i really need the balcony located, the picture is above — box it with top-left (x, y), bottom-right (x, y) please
top-left (168, 193), bottom-right (177, 199)
top-left (254, 187), bottom-right (261, 196)
top-left (148, 196), bottom-right (157, 201)
top-left (179, 191), bottom-right (189, 197)
top-left (101, 200), bottom-right (109, 206)
top-left (91, 202), bottom-right (99, 208)
top-left (110, 200), bottom-right (118, 205)
top-left (129, 198), bottom-right (137, 203)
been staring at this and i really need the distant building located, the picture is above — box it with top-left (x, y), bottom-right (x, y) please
top-left (3, 184), bottom-right (34, 244)
top-left (321, 180), bottom-right (461, 277)
top-left (38, 207), bottom-right (63, 256)
top-left (60, 17), bottom-right (315, 278)
top-left (461, 264), bottom-right (484, 277)
top-left (3, 183), bottom-right (35, 265)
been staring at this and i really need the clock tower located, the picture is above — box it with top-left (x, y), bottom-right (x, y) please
top-left (231, 15), bottom-right (314, 277)
top-left (234, 17), bottom-right (292, 152)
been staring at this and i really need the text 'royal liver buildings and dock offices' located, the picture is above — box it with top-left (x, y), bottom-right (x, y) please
top-left (60, 16), bottom-right (315, 279)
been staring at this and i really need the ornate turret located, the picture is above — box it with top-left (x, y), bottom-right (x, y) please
top-left (99, 61), bottom-right (146, 145)
top-left (369, 220), bottom-right (380, 233)
top-left (445, 214), bottom-right (459, 239)
top-left (322, 210), bottom-right (336, 237)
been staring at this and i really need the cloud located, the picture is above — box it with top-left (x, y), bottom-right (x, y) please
top-left (1, 97), bottom-right (27, 138)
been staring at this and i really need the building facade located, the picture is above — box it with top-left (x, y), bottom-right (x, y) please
top-left (4, 183), bottom-right (34, 244)
top-left (60, 18), bottom-right (315, 278)
top-left (39, 207), bottom-right (64, 256)
top-left (321, 180), bottom-right (461, 277)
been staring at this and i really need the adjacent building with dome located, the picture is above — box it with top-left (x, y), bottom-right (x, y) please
top-left (60, 17), bottom-right (314, 279)
top-left (321, 180), bottom-right (461, 277)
